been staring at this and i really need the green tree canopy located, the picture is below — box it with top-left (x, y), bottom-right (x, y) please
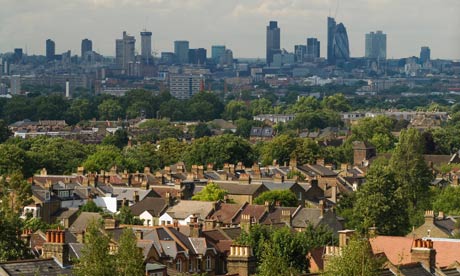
top-left (115, 228), bottom-right (145, 276)
top-left (192, 182), bottom-right (227, 201)
top-left (433, 186), bottom-right (460, 215)
top-left (73, 221), bottom-right (114, 276)
top-left (352, 159), bottom-right (410, 236)
top-left (98, 99), bottom-right (123, 120)
top-left (253, 190), bottom-right (298, 207)
top-left (324, 236), bottom-right (384, 276)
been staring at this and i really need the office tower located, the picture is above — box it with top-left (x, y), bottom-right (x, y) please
top-left (140, 31), bottom-right (153, 63)
top-left (266, 21), bottom-right (281, 65)
top-left (332, 23), bottom-right (350, 62)
top-left (115, 31), bottom-right (136, 72)
top-left (161, 52), bottom-right (175, 65)
top-left (13, 48), bottom-right (23, 63)
top-left (420, 46), bottom-right (431, 64)
top-left (211, 45), bottom-right (226, 63)
top-left (174, 40), bottom-right (190, 64)
top-left (46, 39), bottom-right (55, 61)
top-left (188, 48), bottom-right (207, 65)
top-left (81, 39), bottom-right (92, 58)
top-left (306, 38), bottom-right (320, 59)
top-left (224, 49), bottom-right (234, 66)
top-left (294, 45), bottom-right (307, 62)
top-left (10, 75), bottom-right (21, 95)
top-left (327, 17), bottom-right (336, 63)
top-left (169, 74), bottom-right (204, 99)
top-left (365, 31), bottom-right (386, 59)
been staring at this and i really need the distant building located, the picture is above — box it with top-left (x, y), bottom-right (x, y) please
top-left (46, 39), bottom-right (55, 61)
top-left (188, 48), bottom-right (207, 65)
top-left (327, 17), bottom-right (336, 63)
top-left (327, 17), bottom-right (350, 63)
top-left (81, 38), bottom-right (92, 58)
top-left (420, 46), bottom-right (431, 64)
top-left (160, 52), bottom-right (175, 65)
top-left (211, 45), bottom-right (226, 63)
top-left (266, 21), bottom-right (281, 65)
top-left (10, 75), bottom-right (21, 95)
top-left (115, 31), bottom-right (136, 73)
top-left (294, 45), bottom-right (307, 62)
top-left (13, 48), bottom-right (23, 63)
top-left (174, 40), bottom-right (190, 64)
top-left (140, 31), bottom-right (153, 64)
top-left (307, 37), bottom-right (320, 59)
top-left (169, 74), bottom-right (204, 99)
top-left (365, 31), bottom-right (386, 59)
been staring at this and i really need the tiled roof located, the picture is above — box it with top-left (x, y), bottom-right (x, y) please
top-left (129, 197), bottom-right (167, 216)
top-left (210, 203), bottom-right (245, 224)
top-left (69, 212), bottom-right (102, 233)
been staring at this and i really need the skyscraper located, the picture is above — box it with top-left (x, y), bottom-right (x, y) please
top-left (332, 23), bottom-right (350, 62)
top-left (115, 31), bottom-right (136, 73)
top-left (188, 48), bottom-right (207, 65)
top-left (306, 38), bottom-right (320, 59)
top-left (174, 40), bottom-right (190, 64)
top-left (266, 21), bottom-right (281, 65)
top-left (294, 45), bottom-right (307, 62)
top-left (365, 31), bottom-right (386, 59)
top-left (46, 39), bottom-right (55, 61)
top-left (327, 17), bottom-right (336, 63)
top-left (81, 38), bottom-right (92, 58)
top-left (420, 46), bottom-right (431, 64)
top-left (140, 31), bottom-right (153, 63)
top-left (211, 45), bottom-right (226, 63)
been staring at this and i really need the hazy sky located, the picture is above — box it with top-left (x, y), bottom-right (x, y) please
top-left (0, 0), bottom-right (459, 59)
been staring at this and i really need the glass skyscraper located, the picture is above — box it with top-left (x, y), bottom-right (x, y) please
top-left (174, 40), bottom-right (190, 64)
top-left (46, 39), bottom-right (55, 61)
top-left (327, 17), bottom-right (350, 63)
top-left (420, 46), bottom-right (431, 64)
top-left (266, 21), bottom-right (280, 65)
top-left (365, 31), bottom-right (386, 59)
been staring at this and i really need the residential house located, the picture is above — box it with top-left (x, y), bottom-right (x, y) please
top-left (159, 200), bottom-right (217, 226)
top-left (130, 197), bottom-right (168, 226)
top-left (214, 182), bottom-right (268, 205)
top-left (407, 210), bottom-right (459, 239)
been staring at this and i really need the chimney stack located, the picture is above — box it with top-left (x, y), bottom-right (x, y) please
top-left (227, 245), bottom-right (256, 276)
top-left (411, 239), bottom-right (436, 271)
top-left (42, 229), bottom-right (70, 266)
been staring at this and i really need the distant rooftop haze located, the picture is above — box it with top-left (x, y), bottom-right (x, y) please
top-left (0, 0), bottom-right (459, 59)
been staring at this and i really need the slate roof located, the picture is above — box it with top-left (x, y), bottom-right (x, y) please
top-left (398, 263), bottom-right (434, 276)
top-left (166, 200), bottom-right (215, 220)
top-left (209, 203), bottom-right (246, 224)
top-left (130, 197), bottom-right (167, 217)
top-left (69, 212), bottom-right (102, 233)
top-left (216, 182), bottom-right (266, 195)
top-left (0, 259), bottom-right (72, 276)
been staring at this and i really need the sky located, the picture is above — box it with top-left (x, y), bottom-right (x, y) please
top-left (0, 0), bottom-right (459, 59)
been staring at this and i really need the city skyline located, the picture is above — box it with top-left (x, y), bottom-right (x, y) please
top-left (0, 0), bottom-right (459, 59)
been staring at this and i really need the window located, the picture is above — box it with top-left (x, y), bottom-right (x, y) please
top-left (196, 259), bottom-right (201, 272)
top-left (206, 255), bottom-right (212, 270)
top-left (176, 258), bottom-right (182, 272)
top-left (189, 258), bottom-right (193, 272)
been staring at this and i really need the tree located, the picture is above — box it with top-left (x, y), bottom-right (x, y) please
top-left (352, 159), bottom-right (410, 235)
top-left (0, 119), bottom-right (12, 143)
top-left (98, 99), bottom-right (123, 120)
top-left (192, 182), bottom-right (227, 201)
top-left (389, 128), bottom-right (433, 211)
top-left (324, 236), bottom-right (384, 276)
top-left (0, 144), bottom-right (29, 176)
top-left (102, 129), bottom-right (129, 149)
top-left (260, 135), bottom-right (297, 166)
top-left (433, 186), bottom-right (460, 215)
top-left (193, 123), bottom-right (212, 138)
top-left (321, 94), bottom-right (351, 112)
top-left (287, 96), bottom-right (320, 113)
top-left (73, 221), bottom-right (114, 276)
top-left (348, 116), bottom-right (396, 153)
top-left (0, 172), bottom-right (32, 214)
top-left (115, 228), bottom-right (145, 276)
top-left (249, 98), bottom-right (273, 116)
top-left (116, 206), bottom-right (143, 225)
top-left (223, 100), bottom-right (250, 121)
top-left (0, 210), bottom-right (30, 261)
top-left (83, 145), bottom-right (124, 172)
top-left (79, 200), bottom-right (103, 213)
top-left (256, 240), bottom-right (299, 276)
top-left (253, 190), bottom-right (298, 207)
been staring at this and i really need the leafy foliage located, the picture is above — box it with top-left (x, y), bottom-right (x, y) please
top-left (253, 190), bottom-right (298, 207)
top-left (192, 182), bottom-right (228, 201)
top-left (115, 228), bottom-right (145, 276)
